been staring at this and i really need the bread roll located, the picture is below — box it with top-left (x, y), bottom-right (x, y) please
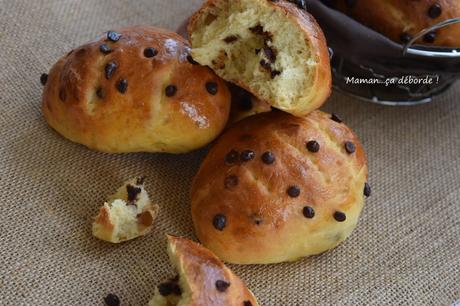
top-left (191, 110), bottom-right (369, 264)
top-left (188, 0), bottom-right (331, 117)
top-left (333, 0), bottom-right (460, 47)
top-left (148, 235), bottom-right (259, 306)
top-left (42, 26), bottom-right (231, 153)
top-left (92, 177), bottom-right (159, 243)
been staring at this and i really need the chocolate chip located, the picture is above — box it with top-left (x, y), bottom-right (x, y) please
top-left (59, 89), bottom-right (66, 102)
top-left (107, 31), bottom-right (121, 42)
top-left (303, 206), bottom-right (315, 218)
top-left (306, 140), bottom-right (320, 153)
top-left (255, 48), bottom-right (261, 55)
top-left (104, 294), bottom-right (120, 306)
top-left (96, 87), bottom-right (104, 99)
top-left (254, 217), bottom-right (263, 225)
top-left (144, 47), bottom-right (158, 58)
top-left (424, 32), bottom-right (436, 43)
top-left (344, 141), bottom-right (356, 154)
top-left (225, 150), bottom-right (239, 164)
top-left (223, 35), bottom-right (239, 43)
top-left (364, 183), bottom-right (371, 197)
top-left (287, 186), bottom-right (301, 198)
top-left (271, 70), bottom-right (281, 79)
top-left (40, 73), bottom-right (48, 86)
top-left (99, 44), bottom-right (112, 54)
top-left (260, 59), bottom-right (271, 72)
top-left (249, 24), bottom-right (264, 35)
top-left (215, 280), bottom-right (230, 292)
top-left (224, 175), bottom-right (239, 188)
top-left (428, 3), bottom-right (442, 19)
top-left (344, 0), bottom-right (356, 8)
top-left (334, 211), bottom-right (346, 222)
top-left (116, 79), bottom-right (128, 94)
top-left (187, 55), bottom-right (199, 65)
top-left (244, 302), bottom-right (253, 306)
top-left (213, 214), bottom-right (227, 231)
top-left (165, 85), bottom-right (177, 97)
top-left (105, 61), bottom-right (118, 80)
top-left (206, 82), bottom-right (218, 95)
top-left (263, 47), bottom-right (276, 63)
top-left (331, 113), bottom-right (343, 123)
top-left (261, 151), bottom-right (276, 165)
top-left (126, 184), bottom-right (141, 202)
top-left (240, 150), bottom-right (256, 162)
top-left (158, 282), bottom-right (181, 296)
top-left (399, 33), bottom-right (413, 44)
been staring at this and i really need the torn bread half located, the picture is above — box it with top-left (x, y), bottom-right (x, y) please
top-left (92, 177), bottom-right (159, 243)
top-left (188, 0), bottom-right (331, 116)
top-left (148, 235), bottom-right (259, 306)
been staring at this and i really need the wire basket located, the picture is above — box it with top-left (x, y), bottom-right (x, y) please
top-left (306, 1), bottom-right (460, 105)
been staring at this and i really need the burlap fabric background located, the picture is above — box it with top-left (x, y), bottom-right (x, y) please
top-left (0, 0), bottom-right (459, 305)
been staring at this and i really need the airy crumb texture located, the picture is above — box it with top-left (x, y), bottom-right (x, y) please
top-left (189, 0), bottom-right (331, 116)
top-left (149, 236), bottom-right (259, 306)
top-left (92, 177), bottom-right (159, 243)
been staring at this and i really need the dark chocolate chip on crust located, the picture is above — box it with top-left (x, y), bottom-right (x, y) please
top-left (213, 214), bottom-right (227, 231)
top-left (261, 151), bottom-right (276, 165)
top-left (206, 82), bottom-right (218, 95)
top-left (303, 206), bottom-right (315, 218)
top-left (334, 211), bottom-right (346, 222)
top-left (107, 31), bottom-right (121, 42)
top-left (287, 186), bottom-right (301, 198)
top-left (331, 113), bottom-right (343, 123)
top-left (240, 150), bottom-right (256, 162)
top-left (116, 79), bottom-right (128, 94)
top-left (225, 150), bottom-right (239, 164)
top-left (105, 61), bottom-right (118, 80)
top-left (104, 293), bottom-right (120, 306)
top-left (99, 44), bottom-right (112, 54)
top-left (126, 184), bottom-right (141, 202)
top-left (424, 32), bottom-right (436, 43)
top-left (345, 141), bottom-right (356, 154)
top-left (306, 140), bottom-right (320, 153)
top-left (215, 280), bottom-right (230, 292)
top-left (364, 183), bottom-right (371, 197)
top-left (165, 85), bottom-right (177, 97)
top-left (428, 3), bottom-right (442, 19)
top-left (144, 47), bottom-right (158, 58)
top-left (40, 73), bottom-right (48, 86)
top-left (224, 175), bottom-right (239, 189)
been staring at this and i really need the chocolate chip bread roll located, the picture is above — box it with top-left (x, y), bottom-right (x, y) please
top-left (191, 110), bottom-right (370, 264)
top-left (148, 235), bottom-right (259, 306)
top-left (333, 0), bottom-right (460, 46)
top-left (188, 0), bottom-right (331, 117)
top-left (42, 26), bottom-right (231, 153)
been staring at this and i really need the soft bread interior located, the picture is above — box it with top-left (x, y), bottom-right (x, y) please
top-left (190, 0), bottom-right (316, 112)
top-left (148, 241), bottom-right (193, 306)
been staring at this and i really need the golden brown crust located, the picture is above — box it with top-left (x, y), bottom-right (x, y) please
top-left (191, 110), bottom-right (368, 264)
top-left (167, 235), bottom-right (259, 306)
top-left (187, 0), bottom-right (331, 117)
top-left (42, 26), bottom-right (231, 153)
top-left (335, 0), bottom-right (460, 47)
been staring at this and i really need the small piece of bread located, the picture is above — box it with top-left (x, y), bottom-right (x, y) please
top-left (188, 0), bottom-right (331, 116)
top-left (149, 235), bottom-right (259, 306)
top-left (334, 0), bottom-right (460, 47)
top-left (42, 26), bottom-right (231, 153)
top-left (92, 177), bottom-right (159, 243)
top-left (191, 110), bottom-right (369, 264)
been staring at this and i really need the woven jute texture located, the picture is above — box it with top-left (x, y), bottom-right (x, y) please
top-left (0, 0), bottom-right (459, 305)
